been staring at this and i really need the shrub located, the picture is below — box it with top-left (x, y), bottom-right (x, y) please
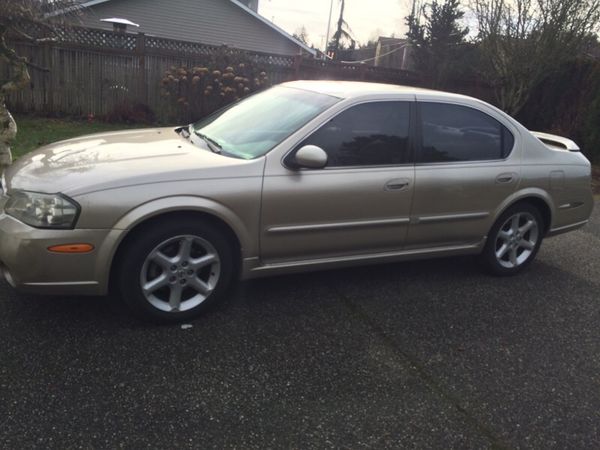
top-left (581, 65), bottom-right (600, 163)
top-left (160, 61), bottom-right (270, 123)
top-left (517, 59), bottom-right (600, 163)
top-left (105, 102), bottom-right (156, 124)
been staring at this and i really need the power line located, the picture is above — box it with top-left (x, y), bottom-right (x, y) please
top-left (339, 41), bottom-right (409, 64)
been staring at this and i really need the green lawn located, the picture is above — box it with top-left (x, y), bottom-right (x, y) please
top-left (11, 116), bottom-right (143, 160)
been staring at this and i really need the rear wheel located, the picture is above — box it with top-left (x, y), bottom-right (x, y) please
top-left (482, 203), bottom-right (544, 276)
top-left (118, 218), bottom-right (235, 323)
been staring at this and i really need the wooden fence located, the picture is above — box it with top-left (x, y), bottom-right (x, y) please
top-left (2, 25), bottom-right (425, 123)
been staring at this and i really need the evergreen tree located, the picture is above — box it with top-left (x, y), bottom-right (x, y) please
top-left (405, 0), bottom-right (468, 87)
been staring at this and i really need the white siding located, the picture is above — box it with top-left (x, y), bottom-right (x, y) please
top-left (75, 0), bottom-right (301, 55)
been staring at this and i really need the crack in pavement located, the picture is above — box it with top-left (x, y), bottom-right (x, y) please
top-left (336, 287), bottom-right (511, 450)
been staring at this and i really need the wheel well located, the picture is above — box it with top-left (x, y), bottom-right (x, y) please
top-left (108, 210), bottom-right (242, 293)
top-left (510, 197), bottom-right (552, 234)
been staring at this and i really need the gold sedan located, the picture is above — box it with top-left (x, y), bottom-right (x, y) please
top-left (0, 81), bottom-right (593, 322)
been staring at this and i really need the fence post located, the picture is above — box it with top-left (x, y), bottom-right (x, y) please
top-left (136, 32), bottom-right (148, 105)
top-left (359, 62), bottom-right (367, 80)
top-left (293, 54), bottom-right (302, 80)
top-left (43, 41), bottom-right (53, 114)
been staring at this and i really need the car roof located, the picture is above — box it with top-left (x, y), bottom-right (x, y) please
top-left (281, 80), bottom-right (472, 101)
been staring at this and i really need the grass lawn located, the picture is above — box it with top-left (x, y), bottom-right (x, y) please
top-left (11, 115), bottom-right (143, 160)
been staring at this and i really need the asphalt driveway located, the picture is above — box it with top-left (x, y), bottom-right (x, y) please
top-left (1, 201), bottom-right (599, 449)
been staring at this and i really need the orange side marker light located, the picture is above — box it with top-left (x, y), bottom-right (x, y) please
top-left (48, 244), bottom-right (95, 254)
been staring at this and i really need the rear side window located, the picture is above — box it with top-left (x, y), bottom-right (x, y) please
top-left (299, 101), bottom-right (411, 167)
top-left (419, 102), bottom-right (514, 163)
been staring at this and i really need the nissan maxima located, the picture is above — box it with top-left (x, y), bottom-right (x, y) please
top-left (0, 81), bottom-right (593, 322)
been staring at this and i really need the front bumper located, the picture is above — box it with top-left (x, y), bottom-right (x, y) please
top-left (0, 212), bottom-right (122, 296)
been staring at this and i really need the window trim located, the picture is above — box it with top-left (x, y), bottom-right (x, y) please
top-left (415, 100), bottom-right (516, 166)
top-left (282, 99), bottom-right (417, 171)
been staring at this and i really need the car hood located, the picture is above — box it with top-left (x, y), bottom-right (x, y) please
top-left (4, 128), bottom-right (260, 196)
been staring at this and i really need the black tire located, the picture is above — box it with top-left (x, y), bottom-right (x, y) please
top-left (117, 217), bottom-right (236, 323)
top-left (482, 202), bottom-right (544, 276)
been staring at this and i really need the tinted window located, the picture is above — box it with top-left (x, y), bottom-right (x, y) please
top-left (298, 102), bottom-right (411, 167)
top-left (420, 103), bottom-right (514, 163)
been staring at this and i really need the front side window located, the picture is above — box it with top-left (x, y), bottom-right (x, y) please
top-left (297, 101), bottom-right (411, 167)
top-left (419, 102), bottom-right (514, 163)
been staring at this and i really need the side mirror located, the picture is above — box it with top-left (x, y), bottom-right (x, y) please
top-left (293, 145), bottom-right (328, 169)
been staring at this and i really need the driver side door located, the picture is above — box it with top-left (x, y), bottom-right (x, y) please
top-left (260, 100), bottom-right (416, 263)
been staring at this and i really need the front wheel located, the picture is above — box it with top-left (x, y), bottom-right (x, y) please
top-left (482, 203), bottom-right (544, 276)
top-left (118, 218), bottom-right (235, 323)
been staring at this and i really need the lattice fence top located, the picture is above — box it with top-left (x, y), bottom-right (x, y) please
top-left (10, 23), bottom-right (296, 67)
top-left (56, 26), bottom-right (138, 51)
top-left (144, 35), bottom-right (296, 67)
top-left (145, 36), bottom-right (215, 56)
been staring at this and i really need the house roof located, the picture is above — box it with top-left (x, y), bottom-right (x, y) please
top-left (61, 0), bottom-right (316, 55)
top-left (228, 0), bottom-right (315, 55)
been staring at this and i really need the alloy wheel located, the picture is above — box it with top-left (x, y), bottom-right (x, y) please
top-left (494, 212), bottom-right (539, 269)
top-left (140, 235), bottom-right (221, 312)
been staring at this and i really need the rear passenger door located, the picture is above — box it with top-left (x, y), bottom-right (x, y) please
top-left (407, 100), bottom-right (520, 249)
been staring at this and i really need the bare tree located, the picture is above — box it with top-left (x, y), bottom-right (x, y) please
top-left (472, 0), bottom-right (600, 115)
top-left (293, 26), bottom-right (310, 46)
top-left (0, 0), bottom-right (79, 172)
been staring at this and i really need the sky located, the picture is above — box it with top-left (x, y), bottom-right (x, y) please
top-left (257, 0), bottom-right (414, 50)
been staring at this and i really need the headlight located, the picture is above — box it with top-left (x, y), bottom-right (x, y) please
top-left (4, 190), bottom-right (80, 229)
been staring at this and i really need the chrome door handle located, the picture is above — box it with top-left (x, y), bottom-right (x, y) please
top-left (385, 179), bottom-right (410, 191)
top-left (496, 173), bottom-right (515, 184)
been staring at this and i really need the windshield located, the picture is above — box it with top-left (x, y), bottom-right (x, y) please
top-left (191, 86), bottom-right (340, 159)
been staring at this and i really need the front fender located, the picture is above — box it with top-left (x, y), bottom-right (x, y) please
top-left (111, 195), bottom-right (254, 255)
top-left (91, 195), bottom-right (257, 294)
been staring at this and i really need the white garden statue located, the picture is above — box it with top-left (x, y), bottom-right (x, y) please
top-left (0, 40), bottom-right (31, 174)
top-left (0, 105), bottom-right (17, 170)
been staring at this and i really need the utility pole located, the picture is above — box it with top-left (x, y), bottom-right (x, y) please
top-left (324, 0), bottom-right (334, 58)
top-left (410, 0), bottom-right (423, 22)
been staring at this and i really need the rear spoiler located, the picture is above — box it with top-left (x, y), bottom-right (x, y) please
top-left (530, 131), bottom-right (580, 152)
